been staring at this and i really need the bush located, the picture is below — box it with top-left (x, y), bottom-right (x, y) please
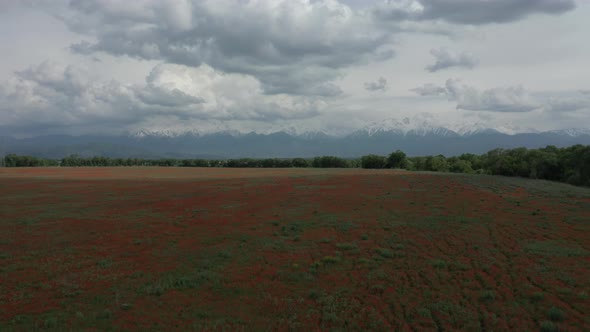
top-left (540, 320), bottom-right (559, 332)
top-left (361, 154), bottom-right (387, 169)
top-left (547, 306), bottom-right (565, 322)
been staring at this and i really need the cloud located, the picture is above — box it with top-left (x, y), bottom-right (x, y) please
top-left (411, 83), bottom-right (446, 96)
top-left (0, 62), bottom-right (322, 136)
top-left (60, 0), bottom-right (394, 96)
top-left (374, 0), bottom-right (576, 25)
top-left (412, 79), bottom-right (541, 112)
top-left (364, 77), bottom-right (388, 92)
top-left (446, 80), bottom-right (539, 112)
top-left (426, 47), bottom-right (477, 72)
top-left (545, 93), bottom-right (590, 112)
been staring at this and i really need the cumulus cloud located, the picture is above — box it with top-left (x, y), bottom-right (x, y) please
top-left (60, 0), bottom-right (394, 96)
top-left (0, 61), bottom-right (322, 136)
top-left (374, 0), bottom-right (576, 25)
top-left (364, 77), bottom-right (388, 92)
top-left (426, 47), bottom-right (477, 72)
top-left (412, 79), bottom-right (540, 112)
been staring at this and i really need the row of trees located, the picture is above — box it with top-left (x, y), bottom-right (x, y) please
top-left (3, 144), bottom-right (590, 186)
top-left (2, 154), bottom-right (59, 167)
top-left (2, 154), bottom-right (355, 169)
top-left (359, 145), bottom-right (590, 187)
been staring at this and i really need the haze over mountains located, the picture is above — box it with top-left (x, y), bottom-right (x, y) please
top-left (3, 115), bottom-right (589, 159)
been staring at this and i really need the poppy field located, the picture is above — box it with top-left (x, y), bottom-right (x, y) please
top-left (1, 167), bottom-right (589, 331)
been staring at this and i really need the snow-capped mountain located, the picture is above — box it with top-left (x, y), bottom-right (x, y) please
top-left (356, 116), bottom-right (456, 137)
top-left (352, 114), bottom-right (542, 138)
top-left (550, 128), bottom-right (590, 137)
top-left (127, 113), bottom-right (588, 140)
top-left (8, 113), bottom-right (590, 159)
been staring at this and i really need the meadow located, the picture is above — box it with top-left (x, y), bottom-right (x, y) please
top-left (0, 167), bottom-right (589, 331)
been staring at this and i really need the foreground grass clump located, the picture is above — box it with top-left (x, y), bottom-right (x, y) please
top-left (0, 167), bottom-right (589, 331)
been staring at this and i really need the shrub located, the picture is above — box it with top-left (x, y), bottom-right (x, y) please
top-left (335, 242), bottom-right (358, 250)
top-left (479, 290), bottom-right (496, 301)
top-left (361, 154), bottom-right (387, 169)
top-left (547, 306), bottom-right (565, 322)
top-left (374, 247), bottom-right (394, 259)
top-left (540, 320), bottom-right (559, 332)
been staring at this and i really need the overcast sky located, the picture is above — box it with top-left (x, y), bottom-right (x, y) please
top-left (0, 0), bottom-right (589, 137)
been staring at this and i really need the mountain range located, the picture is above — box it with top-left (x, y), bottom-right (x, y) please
top-left (2, 117), bottom-right (590, 159)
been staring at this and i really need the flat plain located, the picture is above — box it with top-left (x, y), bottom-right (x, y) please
top-left (1, 167), bottom-right (589, 331)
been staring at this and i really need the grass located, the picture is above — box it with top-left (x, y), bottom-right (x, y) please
top-left (1, 168), bottom-right (589, 331)
top-left (335, 242), bottom-right (358, 251)
top-left (531, 291), bottom-right (545, 302)
top-left (524, 240), bottom-right (589, 257)
top-left (479, 290), bottom-right (496, 302)
top-left (430, 259), bottom-right (448, 269)
top-left (144, 270), bottom-right (222, 296)
top-left (374, 247), bottom-right (394, 259)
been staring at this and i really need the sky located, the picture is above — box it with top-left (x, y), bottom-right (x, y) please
top-left (0, 0), bottom-right (589, 137)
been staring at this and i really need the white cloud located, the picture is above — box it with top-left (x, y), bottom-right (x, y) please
top-left (0, 62), bottom-right (323, 136)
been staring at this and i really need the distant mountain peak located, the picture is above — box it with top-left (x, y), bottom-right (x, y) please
top-left (550, 128), bottom-right (590, 137)
top-left (357, 114), bottom-right (458, 137)
top-left (127, 113), bottom-right (590, 140)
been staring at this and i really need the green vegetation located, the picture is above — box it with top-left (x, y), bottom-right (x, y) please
top-left (547, 307), bottom-right (565, 322)
top-left (4, 144), bottom-right (590, 187)
top-left (361, 154), bottom-right (387, 169)
top-left (1, 167), bottom-right (589, 330)
top-left (540, 320), bottom-right (560, 332)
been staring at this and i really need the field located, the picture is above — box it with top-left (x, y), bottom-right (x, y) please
top-left (1, 167), bottom-right (589, 331)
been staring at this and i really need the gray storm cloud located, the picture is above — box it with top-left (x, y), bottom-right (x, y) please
top-left (60, 0), bottom-right (576, 100)
top-left (64, 0), bottom-right (392, 97)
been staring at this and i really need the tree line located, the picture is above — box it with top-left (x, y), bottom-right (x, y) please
top-left (3, 144), bottom-right (590, 187)
top-left (359, 145), bottom-right (590, 187)
top-left (1, 154), bottom-right (356, 169)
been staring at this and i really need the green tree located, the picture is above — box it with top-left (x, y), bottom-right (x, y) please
top-left (449, 159), bottom-right (473, 173)
top-left (292, 158), bottom-right (310, 168)
top-left (426, 155), bottom-right (450, 172)
top-left (387, 150), bottom-right (407, 169)
top-left (361, 154), bottom-right (387, 169)
top-left (312, 156), bottom-right (348, 168)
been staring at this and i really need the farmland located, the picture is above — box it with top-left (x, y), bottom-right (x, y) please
top-left (1, 167), bottom-right (589, 331)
